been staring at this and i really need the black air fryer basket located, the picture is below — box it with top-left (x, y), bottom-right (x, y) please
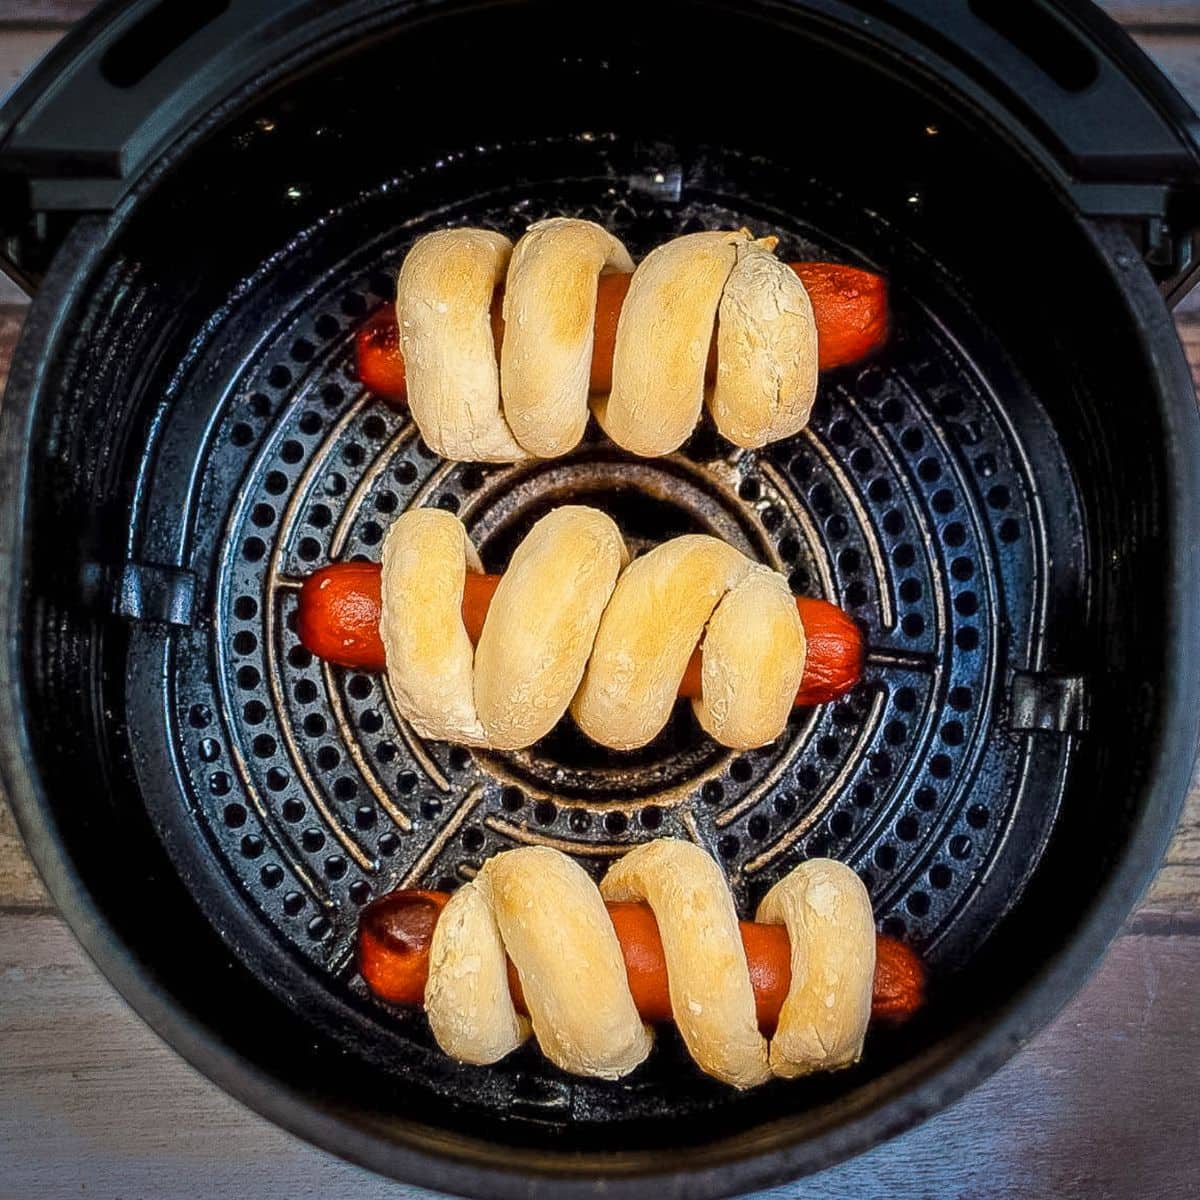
top-left (1, 2), bottom-right (1199, 1197)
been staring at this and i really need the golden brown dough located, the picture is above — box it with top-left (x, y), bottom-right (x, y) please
top-left (600, 840), bottom-right (771, 1088)
top-left (421, 841), bottom-right (879, 1088)
top-left (572, 534), bottom-right (748, 750)
top-left (395, 228), bottom-right (527, 462)
top-left (709, 238), bottom-right (818, 448)
top-left (693, 564), bottom-right (807, 749)
top-left (500, 218), bottom-right (634, 457)
top-left (379, 508), bottom-right (486, 745)
top-left (391, 224), bottom-right (820, 461)
top-left (593, 230), bottom-right (748, 457)
top-left (480, 847), bottom-right (652, 1078)
top-left (380, 508), bottom-right (808, 752)
top-left (473, 507), bottom-right (627, 749)
top-left (756, 858), bottom-right (875, 1077)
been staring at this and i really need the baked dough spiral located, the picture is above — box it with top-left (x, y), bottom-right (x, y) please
top-left (424, 840), bottom-right (875, 1087)
top-left (379, 505), bottom-right (806, 752)
top-left (395, 219), bottom-right (818, 461)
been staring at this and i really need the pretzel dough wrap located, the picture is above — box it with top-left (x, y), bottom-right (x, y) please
top-left (473, 507), bottom-right (628, 749)
top-left (756, 858), bottom-right (875, 1077)
top-left (426, 847), bottom-right (651, 1078)
top-left (395, 229), bottom-right (527, 462)
top-left (594, 230), bottom-right (750, 457)
top-left (500, 218), bottom-right (634, 457)
top-left (571, 535), bottom-right (750, 750)
top-left (709, 240), bottom-right (819, 448)
top-left (379, 508), bottom-right (486, 745)
top-left (425, 870), bottom-right (529, 1065)
top-left (600, 840), bottom-right (771, 1088)
top-left (694, 564), bottom-right (807, 749)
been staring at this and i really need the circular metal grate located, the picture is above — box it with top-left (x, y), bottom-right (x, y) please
top-left (132, 137), bottom-right (1076, 1115)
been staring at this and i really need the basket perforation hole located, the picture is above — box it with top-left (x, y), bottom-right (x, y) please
top-left (394, 461), bottom-right (417, 485)
top-left (882, 915), bottom-right (906, 939)
top-left (324, 855), bottom-right (347, 879)
top-left (347, 675), bottom-right (372, 700)
top-left (269, 365), bottom-right (293, 389)
top-left (363, 414), bottom-right (388, 441)
top-left (290, 339), bottom-right (315, 364)
top-left (881, 509), bottom-right (904, 535)
top-left (774, 792), bottom-right (797, 817)
top-left (349, 881), bottom-right (372, 905)
top-left (265, 471), bottom-right (288, 495)
top-left (906, 891), bottom-right (930, 917)
top-left (283, 892), bottom-right (306, 916)
top-left (261, 864), bottom-right (283, 889)
top-left (640, 806), bottom-right (663, 830)
top-left (243, 700), bottom-right (267, 726)
top-left (830, 810), bottom-right (853, 838)
top-left (604, 811), bottom-right (628, 835)
top-left (818, 736), bottom-right (840, 760)
top-left (298, 411), bottom-right (322, 436)
top-left (395, 770), bottom-right (416, 792)
top-left (747, 814), bottom-right (769, 840)
top-left (198, 737), bottom-right (220, 762)
top-left (943, 522), bottom-right (966, 547)
top-left (844, 581), bottom-right (868, 607)
top-left (949, 834), bottom-right (973, 859)
top-left (568, 810), bottom-right (591, 833)
top-left (998, 518), bottom-right (1021, 543)
top-left (899, 578), bottom-right (921, 603)
top-left (266, 768), bottom-right (289, 792)
top-left (929, 864), bottom-right (953, 889)
top-left (250, 392), bottom-right (271, 418)
top-left (955, 627), bottom-right (979, 651)
top-left (242, 538), bottom-right (266, 563)
top-left (355, 805), bottom-right (376, 830)
top-left (240, 835), bottom-right (264, 859)
top-left (420, 798), bottom-right (442, 819)
top-left (730, 757), bottom-right (753, 783)
top-left (702, 780), bottom-right (724, 805)
top-left (436, 494), bottom-right (460, 514)
top-left (868, 478), bottom-right (892, 503)
top-left (917, 458), bottom-right (942, 482)
top-left (853, 782), bottom-right (875, 808)
top-left (231, 423), bottom-right (254, 447)
top-left (501, 787), bottom-right (524, 812)
top-left (315, 747), bottom-right (339, 771)
top-left (896, 815), bottom-right (919, 841)
top-left (322, 383), bottom-right (345, 409)
top-left (379, 833), bottom-right (400, 856)
top-left (967, 804), bottom-right (990, 828)
top-left (900, 613), bottom-right (925, 637)
top-left (717, 835), bottom-right (739, 860)
top-left (915, 786), bottom-right (938, 811)
top-left (850, 447), bottom-right (874, 473)
top-left (301, 828), bottom-right (325, 852)
top-left (534, 801), bottom-right (557, 825)
top-left (335, 778), bottom-right (359, 801)
top-left (315, 314), bottom-right (340, 339)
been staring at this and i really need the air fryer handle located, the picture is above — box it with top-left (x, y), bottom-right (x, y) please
top-left (878, 0), bottom-right (1200, 303)
top-left (0, 0), bottom-right (386, 287)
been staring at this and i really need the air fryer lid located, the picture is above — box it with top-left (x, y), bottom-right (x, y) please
top-left (1, 3), bottom-right (1199, 1198)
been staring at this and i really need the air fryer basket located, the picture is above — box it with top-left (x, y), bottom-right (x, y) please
top-left (1, 2), bottom-right (1198, 1197)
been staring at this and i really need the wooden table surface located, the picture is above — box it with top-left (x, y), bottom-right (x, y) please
top-left (2, 3), bottom-right (1200, 1198)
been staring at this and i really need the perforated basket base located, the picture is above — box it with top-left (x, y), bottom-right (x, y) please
top-left (123, 133), bottom-right (1082, 1130)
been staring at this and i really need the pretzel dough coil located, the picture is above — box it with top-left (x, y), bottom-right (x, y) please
top-left (392, 222), bottom-right (819, 460)
top-left (755, 859), bottom-right (875, 1076)
top-left (381, 508), bottom-right (808, 752)
top-left (592, 229), bottom-right (749, 456)
top-left (423, 841), bottom-right (876, 1088)
top-left (425, 847), bottom-right (651, 1078)
top-left (395, 228), bottom-right (527, 462)
top-left (710, 238), bottom-right (819, 448)
top-left (500, 218), bottom-right (634, 457)
top-left (380, 505), bottom-right (624, 749)
top-left (600, 840), bottom-right (771, 1088)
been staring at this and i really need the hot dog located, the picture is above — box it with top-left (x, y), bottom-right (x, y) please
top-left (358, 886), bottom-right (926, 1033)
top-left (296, 560), bottom-right (864, 708)
top-left (357, 260), bottom-right (888, 405)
